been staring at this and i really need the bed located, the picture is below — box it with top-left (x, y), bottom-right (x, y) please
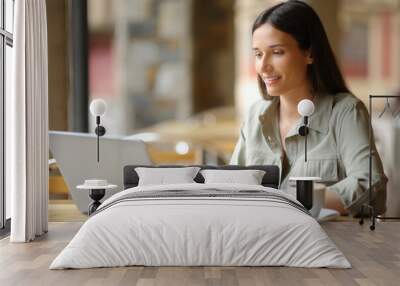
top-left (50, 165), bottom-right (350, 269)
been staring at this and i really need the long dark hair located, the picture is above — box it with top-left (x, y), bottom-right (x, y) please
top-left (252, 0), bottom-right (350, 99)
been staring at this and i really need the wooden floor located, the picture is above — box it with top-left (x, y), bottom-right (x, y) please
top-left (48, 200), bottom-right (88, 222)
top-left (0, 221), bottom-right (399, 286)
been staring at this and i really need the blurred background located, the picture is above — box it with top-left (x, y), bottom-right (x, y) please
top-left (46, 0), bottom-right (400, 216)
top-left (47, 0), bottom-right (400, 142)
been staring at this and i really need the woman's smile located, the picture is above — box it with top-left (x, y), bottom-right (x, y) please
top-left (263, 75), bottom-right (282, 86)
top-left (252, 23), bottom-right (312, 97)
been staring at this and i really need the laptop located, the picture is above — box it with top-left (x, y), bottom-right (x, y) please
top-left (49, 131), bottom-right (152, 213)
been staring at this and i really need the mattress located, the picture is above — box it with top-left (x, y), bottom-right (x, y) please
top-left (50, 183), bottom-right (351, 269)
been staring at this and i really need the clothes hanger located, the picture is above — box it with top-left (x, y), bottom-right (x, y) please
top-left (378, 97), bottom-right (395, 118)
top-left (393, 109), bottom-right (400, 119)
top-left (393, 104), bottom-right (400, 119)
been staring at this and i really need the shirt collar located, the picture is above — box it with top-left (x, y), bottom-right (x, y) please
top-left (258, 97), bottom-right (279, 126)
top-left (258, 98), bottom-right (280, 151)
top-left (308, 93), bottom-right (333, 134)
top-left (258, 94), bottom-right (333, 135)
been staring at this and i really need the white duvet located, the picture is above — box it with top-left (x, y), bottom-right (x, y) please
top-left (50, 183), bottom-right (351, 269)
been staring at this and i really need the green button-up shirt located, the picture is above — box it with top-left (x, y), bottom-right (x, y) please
top-left (230, 93), bottom-right (387, 215)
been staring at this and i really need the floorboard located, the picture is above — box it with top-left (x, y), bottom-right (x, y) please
top-left (0, 221), bottom-right (399, 286)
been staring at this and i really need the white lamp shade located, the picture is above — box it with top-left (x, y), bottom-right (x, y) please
top-left (90, 99), bottom-right (107, 116)
top-left (297, 99), bottom-right (315, 117)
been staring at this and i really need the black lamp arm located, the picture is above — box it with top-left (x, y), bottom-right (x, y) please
top-left (303, 116), bottom-right (308, 125)
top-left (94, 116), bottom-right (106, 162)
top-left (298, 116), bottom-right (309, 162)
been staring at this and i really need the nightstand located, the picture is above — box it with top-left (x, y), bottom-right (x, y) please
top-left (77, 180), bottom-right (117, 215)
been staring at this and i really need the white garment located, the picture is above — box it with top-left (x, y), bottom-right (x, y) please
top-left (7, 0), bottom-right (48, 242)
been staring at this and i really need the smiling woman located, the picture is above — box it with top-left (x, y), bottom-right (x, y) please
top-left (252, 24), bottom-right (313, 99)
top-left (230, 0), bottom-right (387, 217)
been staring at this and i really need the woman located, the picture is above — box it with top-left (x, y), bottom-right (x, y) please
top-left (230, 0), bottom-right (387, 216)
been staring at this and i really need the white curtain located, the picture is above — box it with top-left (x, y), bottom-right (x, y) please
top-left (7, 0), bottom-right (49, 242)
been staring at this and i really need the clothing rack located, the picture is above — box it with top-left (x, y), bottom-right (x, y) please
top-left (359, 95), bottom-right (400, 230)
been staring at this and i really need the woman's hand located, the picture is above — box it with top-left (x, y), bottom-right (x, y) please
top-left (325, 190), bottom-right (348, 216)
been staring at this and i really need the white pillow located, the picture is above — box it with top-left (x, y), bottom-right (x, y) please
top-left (200, 169), bottom-right (266, 185)
top-left (135, 167), bottom-right (201, 186)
